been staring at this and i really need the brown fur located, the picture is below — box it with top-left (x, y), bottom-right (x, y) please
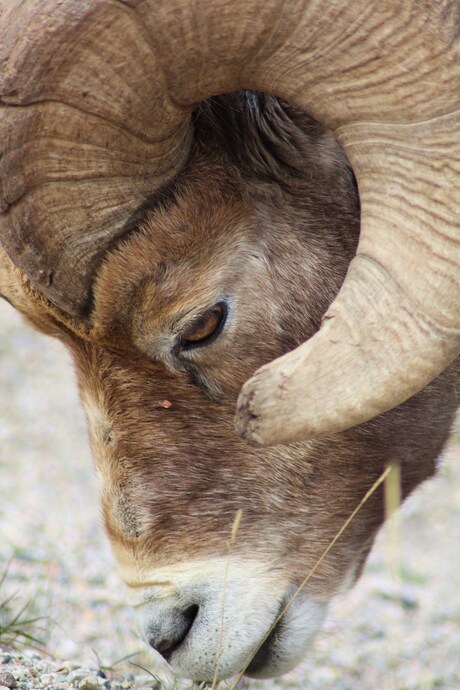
top-left (2, 92), bottom-right (458, 600)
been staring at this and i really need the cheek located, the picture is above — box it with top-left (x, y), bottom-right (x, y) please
top-left (81, 391), bottom-right (148, 538)
top-left (104, 481), bottom-right (145, 539)
top-left (80, 388), bottom-right (115, 474)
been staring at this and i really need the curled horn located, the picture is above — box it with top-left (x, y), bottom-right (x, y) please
top-left (1, 0), bottom-right (459, 440)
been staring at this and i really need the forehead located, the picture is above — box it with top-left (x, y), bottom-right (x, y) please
top-left (90, 167), bottom-right (259, 343)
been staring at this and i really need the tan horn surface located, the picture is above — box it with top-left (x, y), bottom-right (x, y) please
top-left (236, 109), bottom-right (460, 444)
top-left (0, 0), bottom-right (195, 316)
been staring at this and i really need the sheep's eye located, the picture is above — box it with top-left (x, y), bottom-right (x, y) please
top-left (180, 302), bottom-right (227, 349)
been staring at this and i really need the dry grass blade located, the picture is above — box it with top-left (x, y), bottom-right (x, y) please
top-left (129, 660), bottom-right (165, 687)
top-left (384, 461), bottom-right (402, 585)
top-left (211, 509), bottom-right (244, 690)
top-left (228, 465), bottom-right (392, 690)
top-left (91, 649), bottom-right (142, 674)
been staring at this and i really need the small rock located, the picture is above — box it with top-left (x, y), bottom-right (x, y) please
top-left (40, 674), bottom-right (55, 686)
top-left (79, 676), bottom-right (101, 690)
top-left (12, 674), bottom-right (28, 684)
top-left (0, 685), bottom-right (12, 690)
top-left (54, 675), bottom-right (68, 683)
top-left (0, 673), bottom-right (16, 689)
top-left (68, 669), bottom-right (91, 685)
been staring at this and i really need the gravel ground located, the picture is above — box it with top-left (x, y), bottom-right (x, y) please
top-left (0, 300), bottom-right (459, 690)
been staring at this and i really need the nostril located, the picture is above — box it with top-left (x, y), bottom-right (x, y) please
top-left (148, 604), bottom-right (199, 662)
top-left (183, 604), bottom-right (199, 627)
top-left (155, 637), bottom-right (177, 657)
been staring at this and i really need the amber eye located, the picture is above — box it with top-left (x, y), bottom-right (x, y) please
top-left (180, 302), bottom-right (227, 349)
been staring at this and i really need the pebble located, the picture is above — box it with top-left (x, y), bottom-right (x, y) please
top-left (78, 676), bottom-right (102, 690)
top-left (68, 669), bottom-right (92, 685)
top-left (11, 674), bottom-right (27, 684)
top-left (0, 673), bottom-right (16, 689)
top-left (0, 649), bottom-right (161, 690)
top-left (59, 663), bottom-right (80, 673)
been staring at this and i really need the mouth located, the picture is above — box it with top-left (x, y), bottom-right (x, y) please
top-left (245, 605), bottom-right (286, 676)
top-left (243, 590), bottom-right (327, 680)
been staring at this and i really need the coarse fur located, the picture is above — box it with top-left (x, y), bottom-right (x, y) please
top-left (1, 92), bottom-right (458, 681)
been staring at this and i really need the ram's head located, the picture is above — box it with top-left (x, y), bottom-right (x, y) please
top-left (0, 0), bottom-right (459, 682)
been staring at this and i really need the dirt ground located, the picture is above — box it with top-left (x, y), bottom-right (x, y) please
top-left (1, 299), bottom-right (459, 690)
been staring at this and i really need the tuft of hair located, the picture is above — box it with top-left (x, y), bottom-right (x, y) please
top-left (193, 91), bottom-right (356, 191)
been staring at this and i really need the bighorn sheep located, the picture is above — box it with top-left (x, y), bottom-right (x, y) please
top-left (1, 0), bottom-right (459, 682)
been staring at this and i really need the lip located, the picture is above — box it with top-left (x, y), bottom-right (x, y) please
top-left (245, 608), bottom-right (285, 676)
top-left (243, 590), bottom-right (327, 680)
